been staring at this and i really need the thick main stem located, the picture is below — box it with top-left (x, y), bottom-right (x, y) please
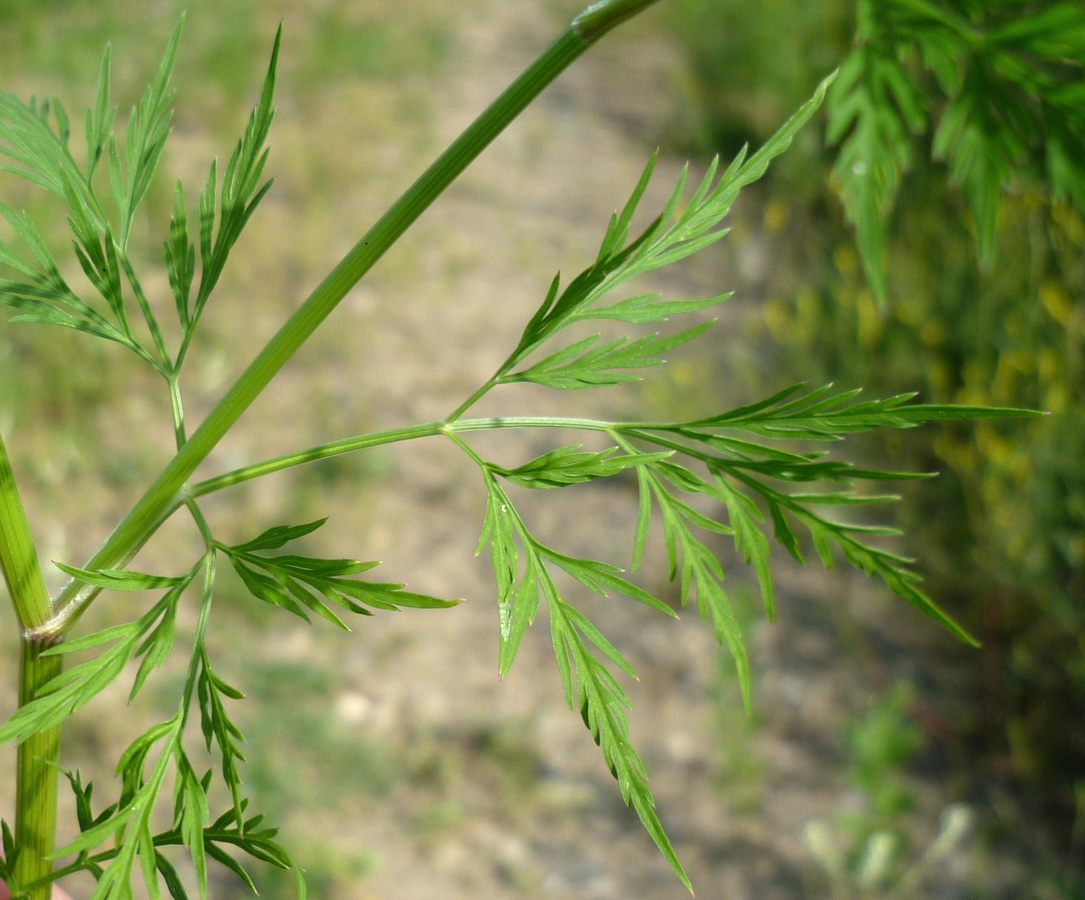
top-left (12, 643), bottom-right (62, 900)
top-left (0, 429), bottom-right (60, 900)
top-left (50, 0), bottom-right (663, 631)
top-left (0, 438), bottom-right (51, 635)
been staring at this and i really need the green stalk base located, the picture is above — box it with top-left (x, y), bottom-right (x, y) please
top-left (12, 639), bottom-right (62, 900)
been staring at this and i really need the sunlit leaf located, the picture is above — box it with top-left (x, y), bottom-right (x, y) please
top-left (220, 522), bottom-right (459, 628)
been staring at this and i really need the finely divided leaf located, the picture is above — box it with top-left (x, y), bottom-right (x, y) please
top-left (549, 599), bottom-right (692, 891)
top-left (197, 657), bottom-right (248, 823)
top-left (221, 520), bottom-right (459, 628)
top-left (685, 384), bottom-right (1042, 436)
top-left (54, 561), bottom-right (187, 591)
top-left (492, 445), bottom-right (670, 488)
top-left (470, 457), bottom-right (692, 886)
top-left (492, 73), bottom-right (834, 400)
top-left (190, 26), bottom-right (280, 320)
top-left (587, 291), bottom-right (729, 323)
top-left (113, 18), bottom-right (183, 246)
top-left (829, 0), bottom-right (1085, 291)
top-left (166, 179), bottom-right (196, 326)
top-left (0, 590), bottom-right (182, 745)
top-left (476, 473), bottom-right (543, 674)
top-left (85, 44), bottom-right (116, 178)
top-left (828, 29), bottom-right (925, 301)
top-left (545, 547), bottom-right (676, 618)
top-left (631, 462), bottom-right (753, 704)
top-left (610, 384), bottom-right (1040, 674)
top-left (505, 323), bottom-right (713, 390)
top-left (230, 517), bottom-right (326, 552)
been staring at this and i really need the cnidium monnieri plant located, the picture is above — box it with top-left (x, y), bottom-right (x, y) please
top-left (0, 1), bottom-right (1039, 897)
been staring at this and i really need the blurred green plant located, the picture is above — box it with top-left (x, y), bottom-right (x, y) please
top-left (0, 2), bottom-right (1037, 898)
top-left (667, 0), bottom-right (1085, 885)
top-left (709, 638), bottom-right (766, 814)
top-left (827, 0), bottom-right (1085, 300)
top-left (667, 0), bottom-right (851, 156)
top-left (844, 684), bottom-right (922, 835)
top-left (804, 802), bottom-right (973, 900)
top-left (803, 683), bottom-right (973, 899)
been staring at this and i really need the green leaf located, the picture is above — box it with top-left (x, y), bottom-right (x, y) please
top-left (474, 463), bottom-right (679, 677)
top-left (0, 593), bottom-right (180, 744)
top-left (504, 224), bottom-right (659, 368)
top-left (196, 802), bottom-right (305, 897)
top-left (0, 823), bottom-right (12, 881)
top-left (628, 461), bottom-right (753, 705)
top-left (611, 381), bottom-right (1039, 679)
top-left (887, 402), bottom-right (1047, 422)
top-left (492, 444), bottom-right (670, 488)
top-left (476, 474), bottom-right (541, 674)
top-left (0, 202), bottom-right (63, 279)
top-left (476, 472), bottom-right (518, 595)
top-left (714, 476), bottom-right (774, 627)
top-left (191, 25), bottom-right (279, 316)
top-left (466, 450), bottom-right (693, 890)
top-left (0, 197), bottom-right (137, 347)
top-left (229, 518), bottom-right (326, 553)
top-left (932, 65), bottom-right (1022, 262)
top-left (586, 291), bottom-right (729, 324)
top-left (85, 43), bottom-right (116, 179)
top-left (549, 599), bottom-right (692, 891)
top-left (1, 294), bottom-right (119, 343)
top-left (129, 595), bottom-right (178, 701)
top-left (492, 72), bottom-right (834, 392)
top-left (59, 800), bottom-right (137, 859)
top-left (683, 384), bottom-right (1042, 438)
top-left (828, 0), bottom-right (1085, 289)
top-left (165, 180), bottom-right (195, 327)
top-left (828, 14), bottom-right (926, 301)
top-left (197, 656), bottom-right (247, 823)
top-left (54, 561), bottom-right (187, 591)
top-left (545, 547), bottom-right (676, 618)
top-left (177, 759), bottom-right (210, 899)
top-left (506, 323), bottom-right (713, 390)
top-left (114, 17), bottom-right (182, 246)
top-left (154, 852), bottom-right (187, 900)
top-left (502, 553), bottom-right (543, 677)
top-left (221, 523), bottom-right (459, 628)
top-left (0, 91), bottom-right (81, 200)
top-left (598, 151), bottom-right (657, 261)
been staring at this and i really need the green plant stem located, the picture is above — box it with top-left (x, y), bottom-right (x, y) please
top-left (0, 431), bottom-right (52, 633)
top-left (572, 0), bottom-right (661, 40)
top-left (12, 642), bottom-right (62, 900)
top-left (50, 0), bottom-right (662, 633)
top-left (0, 432), bottom-right (60, 900)
top-left (446, 379), bottom-right (500, 423)
top-left (187, 416), bottom-right (617, 499)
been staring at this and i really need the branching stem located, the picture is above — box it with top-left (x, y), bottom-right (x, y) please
top-left (187, 416), bottom-right (619, 499)
top-left (50, 0), bottom-right (663, 633)
top-left (0, 3), bottom-right (661, 895)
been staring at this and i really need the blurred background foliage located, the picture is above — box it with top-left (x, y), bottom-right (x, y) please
top-left (667, 0), bottom-right (1085, 887)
